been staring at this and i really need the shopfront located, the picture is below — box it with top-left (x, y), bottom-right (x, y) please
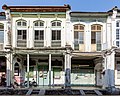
top-left (52, 60), bottom-right (64, 86)
top-left (19, 54), bottom-right (65, 87)
top-left (71, 58), bottom-right (95, 86)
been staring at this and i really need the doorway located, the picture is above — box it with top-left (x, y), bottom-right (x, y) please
top-left (37, 65), bottom-right (49, 86)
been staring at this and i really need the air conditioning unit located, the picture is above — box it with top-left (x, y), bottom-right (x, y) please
top-left (0, 44), bottom-right (3, 50)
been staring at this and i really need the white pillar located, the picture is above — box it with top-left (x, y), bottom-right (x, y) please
top-left (103, 51), bottom-right (115, 88)
top-left (65, 10), bottom-right (71, 45)
top-left (10, 54), bottom-right (13, 84)
top-left (5, 9), bottom-right (11, 48)
top-left (109, 51), bottom-right (115, 87)
top-left (27, 54), bottom-right (30, 88)
top-left (49, 54), bottom-right (51, 87)
top-left (6, 52), bottom-right (11, 87)
top-left (86, 24), bottom-right (91, 52)
top-left (64, 53), bottom-right (71, 88)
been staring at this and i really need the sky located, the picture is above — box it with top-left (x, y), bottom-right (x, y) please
top-left (0, 0), bottom-right (120, 12)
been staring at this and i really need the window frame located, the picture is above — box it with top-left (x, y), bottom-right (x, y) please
top-left (34, 20), bottom-right (45, 41)
top-left (91, 24), bottom-right (102, 44)
top-left (17, 20), bottom-right (27, 27)
top-left (51, 20), bottom-right (61, 28)
top-left (52, 30), bottom-right (61, 40)
top-left (17, 30), bottom-right (27, 40)
top-left (51, 21), bottom-right (62, 41)
top-left (16, 19), bottom-right (27, 47)
top-left (74, 24), bottom-right (84, 44)
top-left (34, 30), bottom-right (44, 40)
top-left (91, 24), bottom-right (102, 51)
top-left (34, 20), bottom-right (44, 28)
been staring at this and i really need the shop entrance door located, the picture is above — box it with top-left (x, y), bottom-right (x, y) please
top-left (38, 65), bottom-right (49, 86)
top-left (53, 67), bottom-right (63, 85)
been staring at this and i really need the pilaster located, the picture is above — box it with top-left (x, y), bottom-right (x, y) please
top-left (64, 45), bottom-right (72, 88)
top-left (103, 50), bottom-right (115, 88)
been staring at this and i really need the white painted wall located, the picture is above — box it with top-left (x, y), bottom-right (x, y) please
top-left (12, 16), bottom-right (66, 48)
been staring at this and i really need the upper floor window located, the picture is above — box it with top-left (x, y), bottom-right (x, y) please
top-left (91, 24), bottom-right (102, 51)
top-left (52, 30), bottom-right (61, 40)
top-left (34, 30), bottom-right (44, 40)
top-left (74, 24), bottom-right (84, 31)
top-left (0, 24), bottom-right (4, 43)
top-left (116, 21), bottom-right (120, 47)
top-left (91, 24), bottom-right (102, 44)
top-left (16, 19), bottom-right (27, 47)
top-left (51, 21), bottom-right (61, 27)
top-left (17, 20), bottom-right (27, 27)
top-left (74, 24), bottom-right (84, 44)
top-left (116, 21), bottom-right (120, 27)
top-left (51, 20), bottom-right (62, 47)
top-left (17, 30), bottom-right (26, 40)
top-left (51, 21), bottom-right (62, 41)
top-left (34, 20), bottom-right (44, 41)
top-left (34, 20), bottom-right (44, 27)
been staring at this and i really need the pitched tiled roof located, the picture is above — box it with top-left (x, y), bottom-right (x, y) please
top-left (2, 4), bottom-right (71, 12)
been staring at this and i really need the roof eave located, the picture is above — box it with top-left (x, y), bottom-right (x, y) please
top-left (2, 4), bottom-right (71, 12)
top-left (70, 12), bottom-right (109, 17)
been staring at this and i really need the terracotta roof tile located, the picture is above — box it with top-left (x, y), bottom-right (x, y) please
top-left (2, 4), bottom-right (71, 12)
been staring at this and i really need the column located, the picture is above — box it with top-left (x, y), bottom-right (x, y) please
top-left (64, 52), bottom-right (71, 88)
top-left (85, 24), bottom-right (91, 52)
top-left (6, 52), bottom-right (11, 87)
top-left (5, 9), bottom-right (11, 48)
top-left (10, 53), bottom-right (14, 84)
top-left (65, 10), bottom-right (71, 45)
top-left (49, 54), bottom-right (51, 88)
top-left (103, 51), bottom-right (115, 88)
top-left (27, 54), bottom-right (30, 88)
top-left (109, 51), bottom-right (115, 87)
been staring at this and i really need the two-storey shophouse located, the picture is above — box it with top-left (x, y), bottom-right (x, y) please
top-left (2, 4), bottom-right (72, 87)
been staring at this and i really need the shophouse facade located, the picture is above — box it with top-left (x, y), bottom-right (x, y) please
top-left (1, 4), bottom-right (120, 89)
top-left (2, 4), bottom-right (72, 88)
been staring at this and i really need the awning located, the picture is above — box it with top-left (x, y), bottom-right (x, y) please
top-left (72, 52), bottom-right (102, 59)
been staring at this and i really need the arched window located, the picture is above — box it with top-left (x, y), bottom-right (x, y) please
top-left (16, 19), bottom-right (27, 47)
top-left (51, 21), bottom-right (61, 27)
top-left (14, 63), bottom-right (19, 76)
top-left (74, 24), bottom-right (84, 50)
top-left (34, 20), bottom-right (44, 47)
top-left (34, 20), bottom-right (44, 27)
top-left (17, 19), bottom-right (27, 27)
top-left (91, 24), bottom-right (102, 51)
top-left (51, 20), bottom-right (62, 47)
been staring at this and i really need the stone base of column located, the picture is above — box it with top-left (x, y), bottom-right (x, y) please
top-left (65, 68), bottom-right (71, 89)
